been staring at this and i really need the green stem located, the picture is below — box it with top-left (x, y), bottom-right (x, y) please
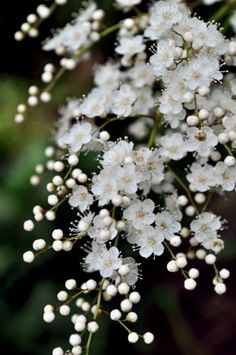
top-left (85, 278), bottom-right (105, 355)
top-left (224, 144), bottom-right (234, 156)
top-left (210, 0), bottom-right (236, 22)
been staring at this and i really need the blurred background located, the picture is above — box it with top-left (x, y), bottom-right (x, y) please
top-left (0, 1), bottom-right (236, 354)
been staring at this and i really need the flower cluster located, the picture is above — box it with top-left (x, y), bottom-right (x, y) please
top-left (16, 0), bottom-right (236, 354)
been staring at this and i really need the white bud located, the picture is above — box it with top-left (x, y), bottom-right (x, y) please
top-left (86, 279), bottom-right (97, 291)
top-left (198, 86), bottom-right (210, 96)
top-left (112, 195), bottom-right (123, 206)
top-left (27, 14), bottom-right (38, 24)
top-left (194, 193), bottom-right (206, 204)
top-left (110, 309), bottom-right (122, 321)
top-left (63, 240), bottom-right (73, 252)
top-left (188, 268), bottom-right (199, 279)
top-left (57, 290), bottom-right (68, 301)
top-left (99, 209), bottom-right (109, 217)
top-left (182, 92), bottom-right (194, 103)
top-left (59, 304), bottom-right (70, 316)
top-left (205, 254), bottom-right (216, 264)
top-left (196, 249), bottom-right (207, 259)
top-left (185, 205), bottom-right (195, 216)
top-left (99, 131), bottom-right (110, 141)
top-left (45, 211), bottom-right (56, 221)
top-left (69, 334), bottom-right (81, 346)
top-left (14, 113), bottom-right (24, 123)
top-left (23, 219), bottom-right (35, 231)
top-left (52, 240), bottom-right (63, 252)
top-left (55, 0), bottom-right (68, 5)
top-left (78, 220), bottom-right (89, 232)
top-left (118, 264), bottom-right (130, 276)
top-left (177, 195), bottom-right (188, 206)
top-left (214, 282), bottom-right (226, 295)
top-left (42, 72), bottom-right (53, 83)
top-left (21, 22), bottom-right (30, 32)
top-left (54, 161), bottom-right (64, 172)
top-left (219, 268), bottom-right (230, 279)
top-left (52, 229), bottom-right (63, 240)
top-left (48, 194), bottom-right (59, 206)
top-left (170, 235), bottom-right (182, 247)
top-left (118, 283), bottom-right (130, 295)
top-left (65, 178), bottom-right (76, 189)
top-left (198, 109), bottom-right (209, 120)
top-left (126, 312), bottom-right (138, 325)
top-left (36, 5), bottom-right (50, 19)
top-left (176, 256), bottom-right (187, 268)
top-left (129, 291), bottom-right (141, 304)
top-left (184, 278), bottom-right (197, 290)
top-left (92, 9), bottom-right (104, 21)
top-left (28, 28), bottom-right (39, 38)
top-left (52, 347), bottom-right (64, 355)
top-left (128, 332), bottom-right (139, 343)
top-left (23, 251), bottom-right (35, 263)
top-left (74, 321), bottom-right (86, 332)
top-left (87, 321), bottom-right (99, 333)
top-left (106, 284), bottom-right (117, 297)
top-left (14, 31), bottom-right (24, 41)
top-left (78, 173), bottom-right (87, 183)
top-left (40, 91), bottom-right (52, 102)
top-left (28, 95), bottom-right (38, 106)
top-left (33, 238), bottom-right (46, 251)
top-left (183, 31), bottom-right (193, 42)
top-left (120, 299), bottom-right (133, 312)
top-left (167, 260), bottom-right (179, 272)
top-left (65, 279), bottom-right (77, 290)
top-left (224, 155), bottom-right (235, 167)
top-left (186, 115), bottom-right (199, 126)
top-left (143, 332), bottom-right (154, 344)
top-left (68, 154), bottom-right (79, 166)
top-left (43, 311), bottom-right (55, 323)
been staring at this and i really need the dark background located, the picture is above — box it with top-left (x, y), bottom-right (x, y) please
top-left (0, 1), bottom-right (236, 354)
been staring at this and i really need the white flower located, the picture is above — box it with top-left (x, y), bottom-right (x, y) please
top-left (128, 118), bottom-right (152, 139)
top-left (123, 199), bottom-right (155, 230)
top-left (102, 140), bottom-right (134, 167)
top-left (115, 35), bottom-right (145, 56)
top-left (163, 110), bottom-right (186, 129)
top-left (186, 126), bottom-right (218, 157)
top-left (137, 226), bottom-right (164, 258)
top-left (80, 88), bottom-right (110, 118)
top-left (159, 89), bottom-right (183, 115)
top-left (159, 133), bottom-right (187, 161)
top-left (68, 185), bottom-right (93, 212)
top-left (132, 87), bottom-right (155, 116)
top-left (112, 84), bottom-right (137, 117)
top-left (97, 246), bottom-right (122, 278)
top-left (191, 212), bottom-right (222, 246)
top-left (116, 163), bottom-right (143, 194)
top-left (187, 163), bottom-right (215, 192)
top-left (149, 40), bottom-right (175, 77)
top-left (91, 169), bottom-right (118, 206)
top-left (115, 257), bottom-right (139, 286)
top-left (94, 63), bottom-right (121, 90)
top-left (214, 162), bottom-right (236, 191)
top-left (145, 0), bottom-right (183, 40)
top-left (84, 241), bottom-right (106, 273)
top-left (155, 211), bottom-right (181, 240)
top-left (88, 215), bottom-right (118, 243)
top-left (182, 54), bottom-right (222, 90)
top-left (165, 192), bottom-right (183, 221)
top-left (128, 60), bottom-right (154, 88)
top-left (63, 121), bottom-right (92, 153)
